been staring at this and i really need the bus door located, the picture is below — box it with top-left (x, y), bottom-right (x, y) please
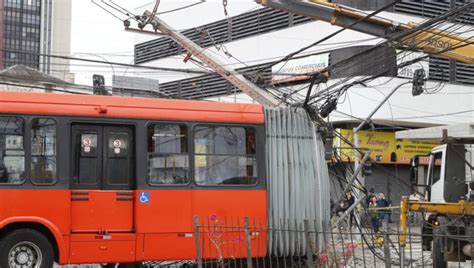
top-left (71, 124), bottom-right (134, 233)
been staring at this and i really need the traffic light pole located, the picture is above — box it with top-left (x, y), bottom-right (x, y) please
top-left (354, 82), bottom-right (412, 135)
top-left (352, 81), bottom-right (411, 194)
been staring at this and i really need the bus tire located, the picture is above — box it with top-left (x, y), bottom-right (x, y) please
top-left (432, 228), bottom-right (447, 268)
top-left (0, 228), bottom-right (54, 268)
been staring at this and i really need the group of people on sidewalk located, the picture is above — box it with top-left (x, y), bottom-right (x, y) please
top-left (367, 188), bottom-right (391, 233)
top-left (334, 189), bottom-right (391, 232)
top-left (332, 188), bottom-right (423, 234)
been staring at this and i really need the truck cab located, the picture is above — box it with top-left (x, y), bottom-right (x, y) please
top-left (418, 142), bottom-right (474, 266)
top-left (425, 143), bottom-right (470, 204)
top-left (395, 126), bottom-right (474, 268)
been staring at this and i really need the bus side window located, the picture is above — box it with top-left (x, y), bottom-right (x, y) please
top-left (194, 126), bottom-right (257, 186)
top-left (31, 118), bottom-right (56, 185)
top-left (0, 116), bottom-right (25, 184)
top-left (147, 124), bottom-right (189, 185)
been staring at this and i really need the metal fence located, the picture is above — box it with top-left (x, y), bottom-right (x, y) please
top-left (191, 212), bottom-right (472, 268)
top-left (57, 211), bottom-right (474, 267)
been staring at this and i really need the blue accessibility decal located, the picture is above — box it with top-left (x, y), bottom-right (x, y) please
top-left (139, 192), bottom-right (150, 204)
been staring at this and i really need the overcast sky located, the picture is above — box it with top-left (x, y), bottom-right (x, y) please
top-left (69, 0), bottom-right (259, 86)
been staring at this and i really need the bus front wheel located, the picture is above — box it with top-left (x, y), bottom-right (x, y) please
top-left (0, 229), bottom-right (54, 268)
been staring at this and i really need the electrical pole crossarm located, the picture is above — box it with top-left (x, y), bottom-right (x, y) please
top-left (142, 11), bottom-right (282, 107)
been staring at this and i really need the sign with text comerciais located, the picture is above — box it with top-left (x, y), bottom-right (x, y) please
top-left (271, 53), bottom-right (329, 84)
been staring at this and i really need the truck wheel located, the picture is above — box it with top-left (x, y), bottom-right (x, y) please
top-left (432, 229), bottom-right (447, 268)
top-left (0, 229), bottom-right (54, 268)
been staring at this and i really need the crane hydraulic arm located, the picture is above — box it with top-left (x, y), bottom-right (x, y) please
top-left (399, 196), bottom-right (474, 248)
top-left (258, 0), bottom-right (474, 64)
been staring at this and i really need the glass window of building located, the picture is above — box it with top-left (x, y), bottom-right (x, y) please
top-left (3, 0), bottom-right (41, 69)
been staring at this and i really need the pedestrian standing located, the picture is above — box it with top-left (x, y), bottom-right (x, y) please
top-left (366, 188), bottom-right (376, 206)
top-left (377, 192), bottom-right (390, 228)
top-left (336, 195), bottom-right (348, 230)
top-left (368, 196), bottom-right (379, 233)
top-left (344, 191), bottom-right (356, 229)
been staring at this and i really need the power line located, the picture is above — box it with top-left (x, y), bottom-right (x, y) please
top-left (155, 1), bottom-right (206, 15)
top-left (0, 81), bottom-right (88, 95)
top-left (288, 1), bottom-right (474, 107)
top-left (0, 72), bottom-right (168, 97)
top-left (391, 110), bottom-right (474, 120)
top-left (308, 34), bottom-right (474, 107)
top-left (334, 90), bottom-right (468, 124)
top-left (1, 49), bottom-right (209, 74)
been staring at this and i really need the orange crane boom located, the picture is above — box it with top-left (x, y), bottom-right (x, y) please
top-left (258, 0), bottom-right (474, 64)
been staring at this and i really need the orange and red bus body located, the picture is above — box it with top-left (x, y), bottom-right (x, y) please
top-left (0, 92), bottom-right (267, 265)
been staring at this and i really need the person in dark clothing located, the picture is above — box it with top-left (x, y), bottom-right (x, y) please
top-left (363, 188), bottom-right (376, 226)
top-left (336, 198), bottom-right (348, 216)
top-left (330, 198), bottom-right (336, 217)
top-left (0, 164), bottom-right (8, 183)
top-left (368, 196), bottom-right (379, 233)
top-left (344, 191), bottom-right (356, 228)
top-left (377, 192), bottom-right (390, 228)
top-left (366, 188), bottom-right (376, 206)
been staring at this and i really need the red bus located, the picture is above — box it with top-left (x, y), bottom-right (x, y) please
top-left (0, 92), bottom-right (267, 267)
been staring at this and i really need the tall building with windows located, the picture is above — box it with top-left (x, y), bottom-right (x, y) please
top-left (0, 0), bottom-right (73, 82)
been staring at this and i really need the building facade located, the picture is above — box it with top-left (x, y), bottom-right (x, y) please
top-left (0, 0), bottom-right (73, 82)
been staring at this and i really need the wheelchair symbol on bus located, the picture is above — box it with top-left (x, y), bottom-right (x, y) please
top-left (139, 192), bottom-right (150, 204)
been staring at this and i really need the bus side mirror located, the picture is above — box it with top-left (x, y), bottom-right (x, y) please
top-left (409, 156), bottom-right (419, 185)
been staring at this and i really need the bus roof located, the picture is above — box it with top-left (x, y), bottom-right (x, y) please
top-left (0, 92), bottom-right (264, 124)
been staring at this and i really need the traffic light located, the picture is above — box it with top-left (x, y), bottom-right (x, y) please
top-left (362, 162), bottom-right (372, 176)
top-left (412, 69), bottom-right (425, 96)
top-left (319, 98), bottom-right (337, 118)
top-left (93, 74), bottom-right (108, 95)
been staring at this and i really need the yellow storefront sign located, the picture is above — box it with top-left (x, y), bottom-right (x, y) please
top-left (335, 129), bottom-right (438, 164)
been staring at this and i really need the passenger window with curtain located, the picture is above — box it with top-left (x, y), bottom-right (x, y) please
top-left (147, 124), bottom-right (189, 185)
top-left (0, 117), bottom-right (25, 184)
top-left (31, 118), bottom-right (56, 184)
top-left (194, 126), bottom-right (257, 186)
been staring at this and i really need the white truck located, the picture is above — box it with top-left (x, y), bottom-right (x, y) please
top-left (397, 123), bottom-right (474, 268)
